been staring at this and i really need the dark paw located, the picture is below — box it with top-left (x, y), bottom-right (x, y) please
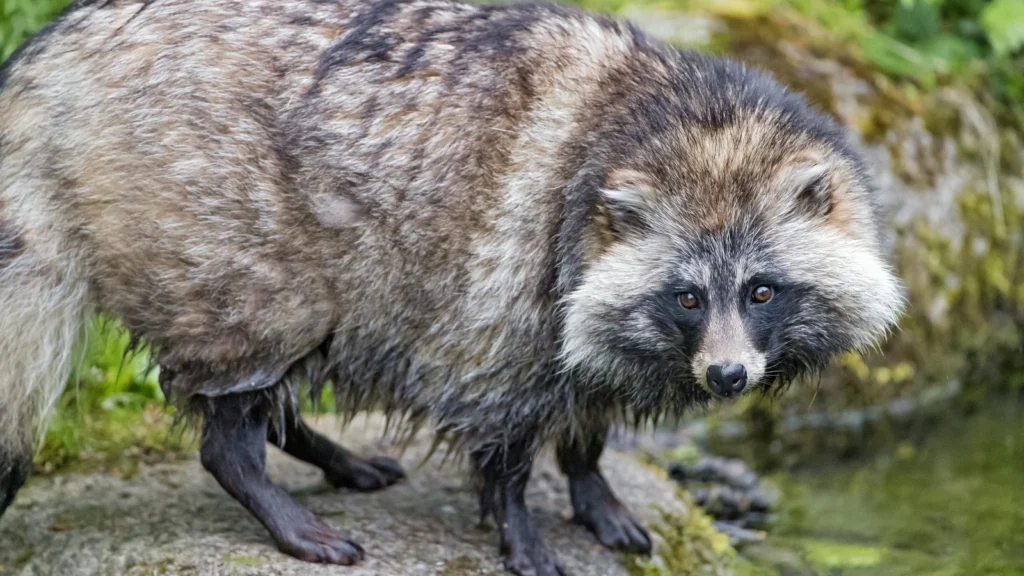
top-left (502, 547), bottom-right (567, 576)
top-left (324, 455), bottom-right (405, 492)
top-left (275, 515), bottom-right (365, 565)
top-left (575, 503), bottom-right (652, 555)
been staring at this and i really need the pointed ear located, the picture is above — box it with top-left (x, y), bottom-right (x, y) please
top-left (600, 169), bottom-right (658, 231)
top-left (777, 154), bottom-right (833, 219)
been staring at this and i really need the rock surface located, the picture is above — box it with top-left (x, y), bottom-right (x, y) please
top-left (0, 415), bottom-right (694, 576)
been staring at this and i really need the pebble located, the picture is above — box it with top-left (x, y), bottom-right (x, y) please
top-left (712, 521), bottom-right (766, 546)
top-left (668, 455), bottom-right (780, 545)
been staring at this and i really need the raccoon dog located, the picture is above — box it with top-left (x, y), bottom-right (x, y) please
top-left (0, 0), bottom-right (903, 573)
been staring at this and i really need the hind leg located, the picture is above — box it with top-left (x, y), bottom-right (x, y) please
top-left (0, 447), bottom-right (30, 518)
top-left (200, 392), bottom-right (364, 564)
top-left (267, 409), bottom-right (404, 491)
top-left (557, 424), bottom-right (652, 554)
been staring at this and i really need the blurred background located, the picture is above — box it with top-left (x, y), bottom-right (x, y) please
top-left (2, 0), bottom-right (1023, 574)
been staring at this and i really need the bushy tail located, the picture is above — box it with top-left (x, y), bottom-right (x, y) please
top-left (0, 224), bottom-right (90, 473)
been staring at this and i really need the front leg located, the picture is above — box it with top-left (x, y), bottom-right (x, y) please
top-left (475, 439), bottom-right (565, 576)
top-left (200, 392), bottom-right (364, 564)
top-left (557, 424), bottom-right (651, 554)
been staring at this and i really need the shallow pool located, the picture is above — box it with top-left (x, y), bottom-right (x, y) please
top-left (756, 398), bottom-right (1024, 575)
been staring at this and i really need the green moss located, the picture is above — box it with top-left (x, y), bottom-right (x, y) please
top-left (732, 561), bottom-right (777, 576)
top-left (800, 540), bottom-right (883, 568)
top-left (895, 184), bottom-right (1024, 401)
top-left (624, 492), bottom-right (735, 576)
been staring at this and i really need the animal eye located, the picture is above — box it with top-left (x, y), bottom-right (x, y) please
top-left (679, 292), bottom-right (700, 310)
top-left (751, 285), bottom-right (773, 304)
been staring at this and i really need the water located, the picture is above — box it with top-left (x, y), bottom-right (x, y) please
top-left (757, 398), bottom-right (1024, 575)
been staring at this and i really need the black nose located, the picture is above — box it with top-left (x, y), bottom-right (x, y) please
top-left (706, 363), bottom-right (747, 398)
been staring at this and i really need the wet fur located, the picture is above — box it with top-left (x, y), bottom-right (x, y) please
top-left (0, 0), bottom-right (902, 570)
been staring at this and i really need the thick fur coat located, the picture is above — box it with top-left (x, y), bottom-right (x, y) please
top-left (0, 1), bottom-right (902, 570)
top-left (0, 0), bottom-right (901, 450)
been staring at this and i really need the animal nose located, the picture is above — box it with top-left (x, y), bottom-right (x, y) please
top-left (706, 363), bottom-right (747, 398)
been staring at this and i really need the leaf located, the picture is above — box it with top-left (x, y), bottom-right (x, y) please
top-left (980, 0), bottom-right (1024, 56)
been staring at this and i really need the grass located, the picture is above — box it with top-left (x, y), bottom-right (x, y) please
top-left (0, 0), bottom-right (71, 59)
top-left (34, 318), bottom-right (193, 476)
top-left (783, 0), bottom-right (1024, 125)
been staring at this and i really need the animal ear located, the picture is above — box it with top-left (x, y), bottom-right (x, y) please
top-left (556, 169), bottom-right (603, 296)
top-left (555, 168), bottom-right (658, 297)
top-left (778, 156), bottom-right (833, 219)
top-left (599, 169), bottom-right (657, 231)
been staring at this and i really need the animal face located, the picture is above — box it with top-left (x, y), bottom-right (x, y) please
top-left (559, 114), bottom-right (904, 408)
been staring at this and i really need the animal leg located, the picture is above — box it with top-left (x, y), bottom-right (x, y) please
top-left (200, 392), bottom-right (364, 565)
top-left (267, 409), bottom-right (404, 491)
top-left (0, 446), bottom-right (30, 518)
top-left (476, 438), bottom-right (566, 576)
top-left (557, 424), bottom-right (651, 554)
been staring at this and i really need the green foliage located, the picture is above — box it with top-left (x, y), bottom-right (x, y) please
top-left (0, 0), bottom-right (72, 60)
top-left (772, 0), bottom-right (1024, 120)
top-left (841, 0), bottom-right (1023, 60)
top-left (35, 317), bottom-right (191, 475)
top-left (980, 0), bottom-right (1024, 56)
top-left (71, 316), bottom-right (162, 405)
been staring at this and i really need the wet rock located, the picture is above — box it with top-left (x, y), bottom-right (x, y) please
top-left (749, 486), bottom-right (780, 513)
top-left (669, 456), bottom-right (780, 539)
top-left (669, 457), bottom-right (759, 490)
top-left (743, 512), bottom-right (777, 530)
top-left (712, 522), bottom-right (766, 547)
top-left (0, 414), bottom-right (708, 576)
